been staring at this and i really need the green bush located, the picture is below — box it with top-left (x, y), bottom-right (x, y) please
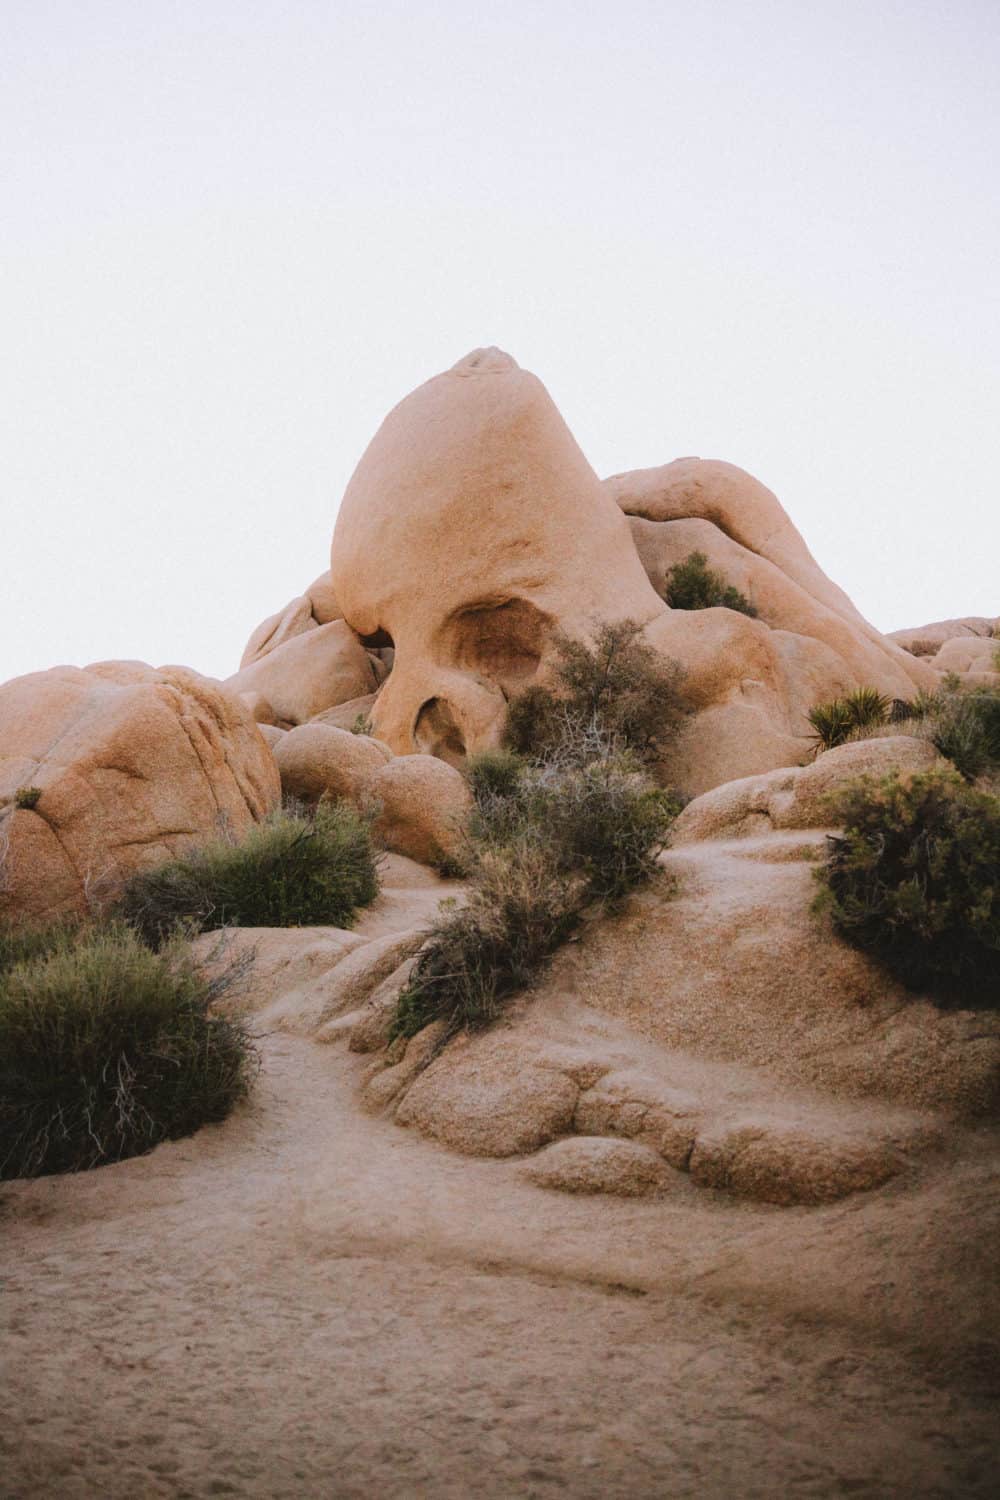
top-left (0, 921), bottom-right (257, 1178)
top-left (392, 843), bottom-right (580, 1039)
top-left (13, 786), bottom-right (42, 810)
top-left (926, 686), bottom-right (1000, 782)
top-left (503, 619), bottom-right (683, 767)
top-left (392, 744), bottom-right (679, 1040)
top-left (117, 801), bottom-right (380, 946)
top-left (806, 686), bottom-right (892, 750)
top-left (816, 768), bottom-right (1000, 1007)
top-left (663, 551), bottom-right (758, 617)
top-left (466, 748), bottom-right (528, 804)
top-left (529, 757), bottom-right (681, 901)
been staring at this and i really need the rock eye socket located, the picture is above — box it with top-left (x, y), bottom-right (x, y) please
top-left (443, 597), bottom-right (550, 691)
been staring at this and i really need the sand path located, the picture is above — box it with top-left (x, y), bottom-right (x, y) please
top-left (3, 1016), bottom-right (998, 1499)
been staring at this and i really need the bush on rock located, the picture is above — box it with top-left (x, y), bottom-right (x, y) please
top-left (392, 739), bottom-right (679, 1041)
top-left (816, 768), bottom-right (1000, 1008)
top-left (503, 619), bottom-right (683, 768)
top-left (662, 550), bottom-right (757, 617)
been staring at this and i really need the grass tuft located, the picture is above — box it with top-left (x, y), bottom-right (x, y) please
top-left (807, 686), bottom-right (892, 751)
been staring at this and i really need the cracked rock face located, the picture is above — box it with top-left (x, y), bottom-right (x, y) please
top-left (0, 661), bottom-right (280, 922)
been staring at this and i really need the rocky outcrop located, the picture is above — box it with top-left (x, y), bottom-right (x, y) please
top-left (889, 616), bottom-right (999, 656)
top-left (225, 620), bottom-right (380, 727)
top-left (365, 755), bottom-right (471, 866)
top-left (325, 349), bottom-right (936, 795)
top-left (671, 735), bottom-right (943, 844)
top-left (238, 570), bottom-right (345, 668)
top-left (933, 636), bottom-right (999, 677)
top-left (0, 662), bottom-right (279, 921)
top-left (272, 722), bottom-right (392, 805)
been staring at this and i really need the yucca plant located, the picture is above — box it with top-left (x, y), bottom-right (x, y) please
top-left (807, 686), bottom-right (891, 751)
top-left (807, 698), bottom-right (856, 751)
top-left (844, 686), bottom-right (891, 729)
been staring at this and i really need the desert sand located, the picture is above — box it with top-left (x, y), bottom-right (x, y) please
top-left (3, 858), bottom-right (998, 1498)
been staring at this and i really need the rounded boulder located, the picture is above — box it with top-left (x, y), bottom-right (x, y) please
top-left (273, 722), bottom-right (392, 805)
top-left (365, 754), bottom-right (471, 865)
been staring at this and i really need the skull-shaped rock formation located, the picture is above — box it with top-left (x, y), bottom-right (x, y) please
top-left (331, 347), bottom-right (666, 764)
top-left (329, 348), bottom-right (934, 793)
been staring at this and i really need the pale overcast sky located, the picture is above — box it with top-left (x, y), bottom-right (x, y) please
top-left (2, 1), bottom-right (998, 686)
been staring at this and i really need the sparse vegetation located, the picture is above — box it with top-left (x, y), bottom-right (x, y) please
top-left (350, 713), bottom-right (373, 736)
top-left (392, 740), bottom-right (679, 1041)
top-left (806, 687), bottom-right (892, 751)
top-left (0, 921), bottom-right (257, 1179)
top-left (924, 685), bottom-right (1000, 782)
top-left (116, 801), bottom-right (380, 947)
top-left (806, 679), bottom-right (1000, 783)
top-left (816, 768), bottom-right (1000, 1007)
top-left (13, 786), bottom-right (42, 810)
top-left (503, 619), bottom-right (684, 767)
top-left (663, 550), bottom-right (758, 617)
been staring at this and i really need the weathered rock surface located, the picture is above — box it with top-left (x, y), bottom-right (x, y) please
top-left (272, 722), bottom-right (392, 805)
top-left (394, 1030), bottom-right (580, 1157)
top-left (688, 1116), bottom-right (903, 1206)
top-left (0, 662), bottom-right (279, 921)
top-left (365, 754), bottom-right (471, 865)
top-left (672, 735), bottom-right (943, 844)
top-left (520, 1136), bottom-right (679, 1196)
top-left (226, 620), bottom-right (379, 726)
top-left (933, 636), bottom-right (999, 676)
top-left (238, 570), bottom-right (345, 669)
top-left (889, 616), bottom-right (999, 656)
top-left (328, 350), bottom-right (936, 795)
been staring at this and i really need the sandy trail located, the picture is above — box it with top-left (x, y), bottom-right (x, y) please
top-left (2, 1023), bottom-right (998, 1500)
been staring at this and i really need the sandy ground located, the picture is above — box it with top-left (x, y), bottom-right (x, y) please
top-left (3, 1020), bottom-right (999, 1500)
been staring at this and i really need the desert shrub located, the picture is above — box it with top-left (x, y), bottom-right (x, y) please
top-left (466, 748), bottom-right (528, 805)
top-left (392, 843), bottom-right (581, 1039)
top-left (117, 801), bottom-right (380, 946)
top-left (13, 786), bottom-right (42, 810)
top-left (528, 756), bottom-right (681, 901)
top-left (816, 768), bottom-right (1000, 1007)
top-left (927, 685), bottom-right (1000, 782)
top-left (807, 686), bottom-right (892, 750)
top-left (503, 619), bottom-right (683, 767)
top-left (663, 551), bottom-right (758, 617)
top-left (0, 917), bottom-right (82, 977)
top-left (392, 744), bottom-right (679, 1040)
top-left (0, 921), bottom-right (257, 1178)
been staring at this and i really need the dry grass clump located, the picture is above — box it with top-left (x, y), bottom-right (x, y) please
top-left (816, 768), bottom-right (1000, 1008)
top-left (392, 742), bottom-right (680, 1041)
top-left (503, 619), bottom-right (683, 768)
top-left (663, 550), bottom-right (757, 617)
top-left (116, 800), bottom-right (380, 946)
top-left (0, 921), bottom-right (256, 1179)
